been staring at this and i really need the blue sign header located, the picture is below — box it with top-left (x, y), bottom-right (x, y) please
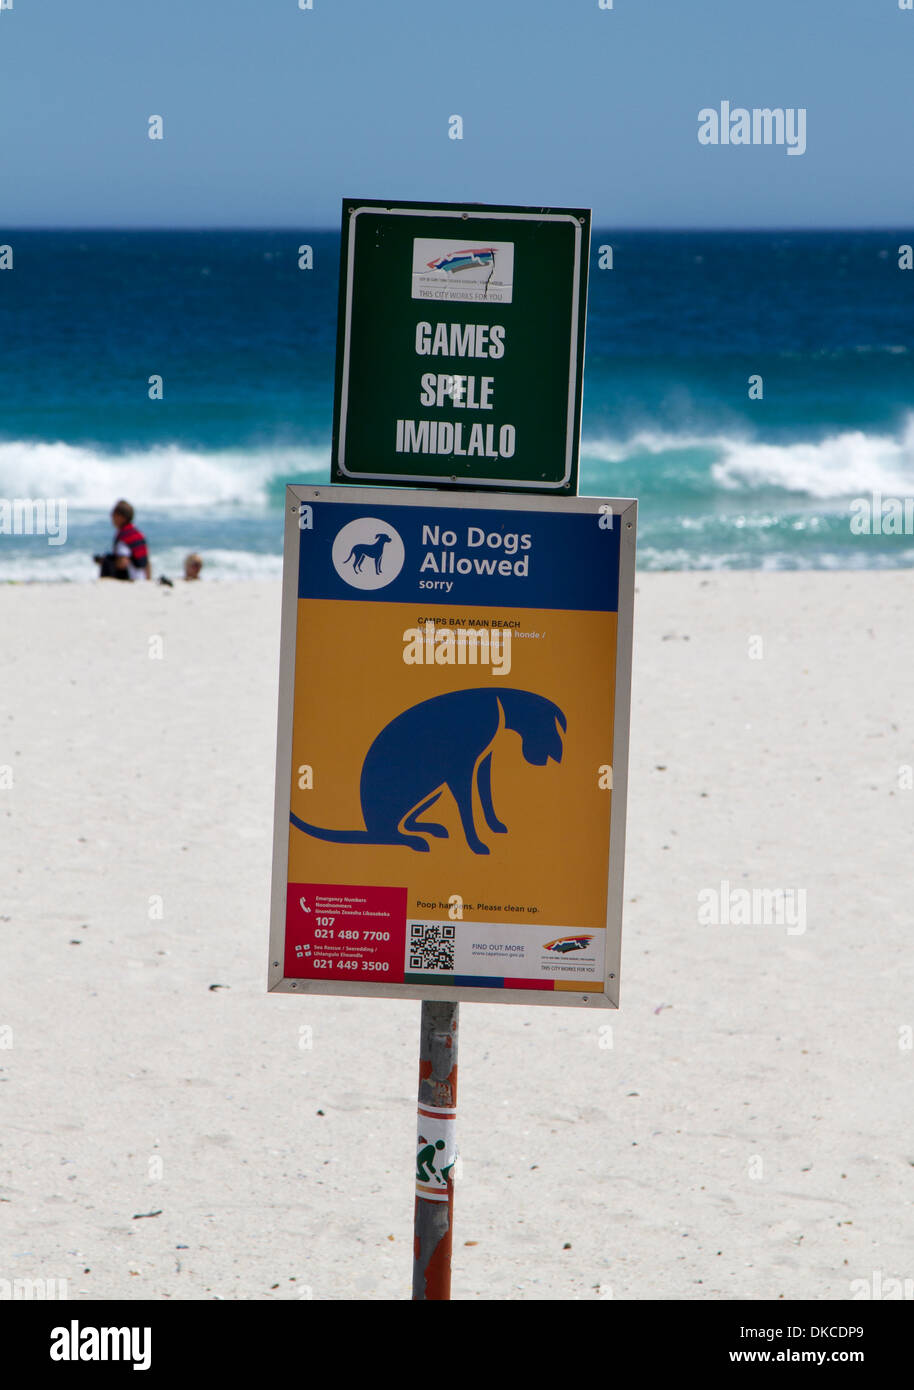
top-left (297, 500), bottom-right (620, 612)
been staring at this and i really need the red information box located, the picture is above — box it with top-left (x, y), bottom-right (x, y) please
top-left (285, 883), bottom-right (408, 983)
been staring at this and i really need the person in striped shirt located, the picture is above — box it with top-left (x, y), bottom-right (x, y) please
top-left (106, 500), bottom-right (150, 581)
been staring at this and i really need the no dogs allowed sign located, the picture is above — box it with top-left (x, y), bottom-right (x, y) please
top-left (331, 199), bottom-right (590, 493)
top-left (269, 485), bottom-right (636, 1008)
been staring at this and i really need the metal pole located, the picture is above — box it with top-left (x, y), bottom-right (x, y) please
top-left (412, 999), bottom-right (459, 1300)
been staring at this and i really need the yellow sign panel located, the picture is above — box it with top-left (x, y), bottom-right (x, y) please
top-left (269, 486), bottom-right (636, 1008)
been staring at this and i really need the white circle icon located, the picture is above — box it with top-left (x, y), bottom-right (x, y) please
top-left (332, 518), bottom-right (405, 590)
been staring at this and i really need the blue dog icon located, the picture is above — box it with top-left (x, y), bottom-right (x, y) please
top-left (343, 532), bottom-right (392, 576)
top-left (290, 687), bottom-right (567, 855)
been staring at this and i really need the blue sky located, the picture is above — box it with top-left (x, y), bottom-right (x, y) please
top-left (1, 0), bottom-right (911, 228)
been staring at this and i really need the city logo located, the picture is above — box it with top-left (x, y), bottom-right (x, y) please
top-left (425, 248), bottom-right (496, 274)
top-left (412, 237), bottom-right (515, 304)
top-left (543, 934), bottom-right (592, 954)
top-left (331, 517), bottom-right (405, 590)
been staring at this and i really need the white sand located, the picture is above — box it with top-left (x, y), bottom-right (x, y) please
top-left (0, 574), bottom-right (911, 1301)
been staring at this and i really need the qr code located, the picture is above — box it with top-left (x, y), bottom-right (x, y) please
top-left (409, 922), bottom-right (456, 972)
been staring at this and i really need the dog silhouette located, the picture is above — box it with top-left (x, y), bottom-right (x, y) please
top-left (343, 532), bottom-right (392, 576)
top-left (290, 687), bottom-right (566, 855)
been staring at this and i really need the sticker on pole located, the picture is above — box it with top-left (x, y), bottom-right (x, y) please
top-left (416, 1106), bottom-right (457, 1202)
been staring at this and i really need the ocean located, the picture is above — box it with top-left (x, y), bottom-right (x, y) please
top-left (1, 229), bottom-right (912, 580)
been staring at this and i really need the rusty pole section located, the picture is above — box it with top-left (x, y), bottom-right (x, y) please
top-left (412, 999), bottom-right (459, 1300)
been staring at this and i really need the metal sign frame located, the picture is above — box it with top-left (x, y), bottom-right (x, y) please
top-left (268, 483), bottom-right (636, 1009)
top-left (331, 199), bottom-right (590, 493)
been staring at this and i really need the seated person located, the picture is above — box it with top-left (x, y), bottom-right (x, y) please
top-left (95, 500), bottom-right (150, 581)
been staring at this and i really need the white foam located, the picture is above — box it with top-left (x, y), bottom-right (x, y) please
top-left (0, 440), bottom-right (328, 509)
top-left (583, 415), bottom-right (914, 500)
top-left (582, 428), bottom-right (732, 461)
top-left (712, 422), bottom-right (914, 499)
top-left (155, 548), bottom-right (284, 581)
top-left (0, 546), bottom-right (284, 584)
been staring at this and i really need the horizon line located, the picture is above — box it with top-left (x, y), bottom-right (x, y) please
top-left (2, 223), bottom-right (911, 234)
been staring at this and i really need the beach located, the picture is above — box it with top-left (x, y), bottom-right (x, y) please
top-left (1, 572), bottom-right (911, 1301)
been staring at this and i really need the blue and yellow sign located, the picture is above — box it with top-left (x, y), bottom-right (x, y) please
top-left (269, 485), bottom-right (636, 1008)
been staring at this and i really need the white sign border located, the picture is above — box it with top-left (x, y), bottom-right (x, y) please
top-left (335, 204), bottom-right (586, 491)
top-left (268, 484), bottom-right (636, 1009)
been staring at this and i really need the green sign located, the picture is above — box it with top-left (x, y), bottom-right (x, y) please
top-left (331, 199), bottom-right (590, 493)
